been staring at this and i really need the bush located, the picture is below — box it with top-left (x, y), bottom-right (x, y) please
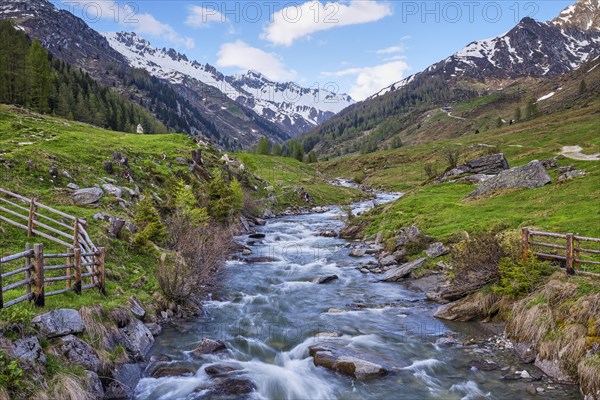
top-left (208, 170), bottom-right (244, 221)
top-left (424, 163), bottom-right (438, 179)
top-left (493, 255), bottom-right (554, 299)
top-left (0, 351), bottom-right (24, 396)
top-left (353, 172), bottom-right (366, 184)
top-left (173, 179), bottom-right (209, 228)
top-left (451, 230), bottom-right (506, 290)
top-left (442, 146), bottom-right (463, 169)
top-left (132, 196), bottom-right (167, 249)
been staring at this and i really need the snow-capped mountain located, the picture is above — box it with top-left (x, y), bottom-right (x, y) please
top-left (372, 0), bottom-right (600, 98)
top-left (103, 32), bottom-right (354, 136)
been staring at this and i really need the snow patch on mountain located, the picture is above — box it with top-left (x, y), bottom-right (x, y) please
top-left (102, 32), bottom-right (354, 136)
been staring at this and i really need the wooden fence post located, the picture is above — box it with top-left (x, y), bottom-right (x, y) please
top-left (521, 228), bottom-right (529, 262)
top-left (33, 243), bottom-right (44, 307)
top-left (66, 247), bottom-right (73, 289)
top-left (96, 247), bottom-right (106, 295)
top-left (27, 197), bottom-right (37, 237)
top-left (74, 248), bottom-right (82, 295)
top-left (73, 220), bottom-right (80, 249)
top-left (566, 233), bottom-right (575, 275)
top-left (25, 243), bottom-right (31, 301)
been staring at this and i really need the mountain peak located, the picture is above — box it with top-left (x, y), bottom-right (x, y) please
top-left (551, 0), bottom-right (600, 31)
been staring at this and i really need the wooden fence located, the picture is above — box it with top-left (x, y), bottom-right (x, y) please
top-left (0, 243), bottom-right (105, 308)
top-left (521, 228), bottom-right (600, 277)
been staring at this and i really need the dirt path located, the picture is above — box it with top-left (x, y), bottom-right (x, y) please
top-left (560, 146), bottom-right (600, 161)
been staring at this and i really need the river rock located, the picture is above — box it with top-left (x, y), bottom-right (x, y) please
top-left (119, 318), bottom-right (154, 360)
top-left (71, 187), bottom-right (104, 204)
top-left (534, 356), bottom-right (577, 384)
top-left (513, 341), bottom-right (536, 363)
top-left (379, 255), bottom-right (397, 267)
top-left (66, 183), bottom-right (80, 190)
top-left (263, 209), bottom-right (275, 219)
top-left (468, 160), bottom-right (551, 197)
top-left (315, 275), bottom-right (339, 284)
top-left (129, 296), bottom-right (146, 319)
top-left (349, 248), bottom-right (366, 257)
top-left (85, 371), bottom-right (104, 399)
top-left (319, 230), bottom-right (338, 238)
top-left (244, 257), bottom-right (279, 263)
top-left (426, 242), bottom-right (449, 258)
top-left (309, 345), bottom-right (388, 380)
top-left (149, 363), bottom-right (196, 378)
top-left (249, 232), bottom-right (266, 239)
top-left (379, 258), bottom-right (427, 282)
top-left (395, 226), bottom-right (422, 249)
top-left (144, 323), bottom-right (162, 336)
top-left (104, 363), bottom-right (142, 400)
top-left (470, 360), bottom-right (499, 371)
top-left (14, 337), bottom-right (46, 367)
top-left (102, 183), bottom-right (123, 198)
top-left (204, 364), bottom-right (242, 376)
top-left (57, 335), bottom-right (100, 372)
top-left (202, 377), bottom-right (256, 397)
top-left (192, 339), bottom-right (226, 356)
top-left (32, 309), bottom-right (84, 338)
top-left (433, 294), bottom-right (487, 322)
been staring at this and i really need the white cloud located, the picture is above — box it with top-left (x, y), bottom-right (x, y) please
top-left (322, 61), bottom-right (410, 100)
top-left (376, 45), bottom-right (403, 55)
top-left (216, 40), bottom-right (297, 81)
top-left (262, 0), bottom-right (393, 46)
top-left (185, 5), bottom-right (227, 28)
top-left (60, 1), bottom-right (194, 48)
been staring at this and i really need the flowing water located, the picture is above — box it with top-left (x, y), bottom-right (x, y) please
top-left (135, 193), bottom-right (581, 400)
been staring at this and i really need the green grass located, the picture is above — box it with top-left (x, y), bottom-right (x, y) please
top-left (235, 153), bottom-right (368, 210)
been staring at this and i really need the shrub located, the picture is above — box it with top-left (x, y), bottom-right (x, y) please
top-left (424, 163), bottom-right (438, 179)
top-left (173, 179), bottom-right (209, 228)
top-left (493, 256), bottom-right (554, 299)
top-left (0, 352), bottom-right (24, 395)
top-left (442, 146), bottom-right (462, 169)
top-left (132, 196), bottom-right (167, 249)
top-left (208, 170), bottom-right (244, 221)
top-left (353, 172), bottom-right (366, 184)
top-left (451, 230), bottom-right (506, 290)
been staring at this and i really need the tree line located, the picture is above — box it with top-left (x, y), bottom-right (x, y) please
top-left (0, 21), bottom-right (166, 134)
top-left (251, 137), bottom-right (318, 163)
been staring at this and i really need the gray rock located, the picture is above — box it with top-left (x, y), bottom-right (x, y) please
top-left (149, 363), bottom-right (196, 378)
top-left (513, 341), bottom-right (536, 364)
top-left (379, 255), bottom-right (397, 267)
top-left (105, 363), bottom-right (141, 400)
top-left (14, 337), bottom-right (46, 366)
top-left (102, 183), bottom-right (123, 198)
top-left (426, 242), bottom-right (449, 258)
top-left (32, 309), bottom-right (84, 338)
top-left (129, 296), bottom-right (146, 319)
top-left (440, 165), bottom-right (473, 181)
top-left (433, 295), bottom-right (487, 322)
top-left (85, 371), bottom-right (104, 399)
top-left (315, 275), bottom-right (339, 284)
top-left (541, 157), bottom-right (559, 169)
top-left (457, 174), bottom-right (494, 184)
top-left (244, 257), bottom-right (279, 263)
top-left (466, 153), bottom-right (509, 174)
top-left (242, 248), bottom-right (252, 256)
top-left (379, 258), bottom-right (427, 282)
top-left (62, 170), bottom-right (72, 179)
top-left (309, 345), bottom-right (388, 380)
top-left (174, 157), bottom-right (188, 165)
top-left (319, 230), bottom-right (338, 238)
top-left (435, 337), bottom-right (458, 346)
top-left (468, 160), bottom-right (552, 197)
top-left (202, 377), bottom-right (256, 396)
top-left (534, 356), bottom-right (577, 384)
top-left (192, 339), bottom-right (226, 356)
top-left (249, 232), bottom-right (266, 239)
top-left (57, 335), bottom-right (100, 372)
top-left (556, 165), bottom-right (573, 174)
top-left (204, 364), bottom-right (242, 376)
top-left (66, 183), bottom-right (80, 190)
top-left (119, 318), bottom-right (154, 360)
top-left (557, 169), bottom-right (586, 182)
top-left (144, 323), bottom-right (162, 336)
top-left (239, 215), bottom-right (251, 232)
top-left (71, 187), bottom-right (104, 205)
top-left (349, 248), bottom-right (366, 257)
top-left (395, 226), bottom-right (421, 249)
top-left (263, 209), bottom-right (275, 219)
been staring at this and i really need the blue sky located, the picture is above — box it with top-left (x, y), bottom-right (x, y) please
top-left (53, 1), bottom-right (574, 99)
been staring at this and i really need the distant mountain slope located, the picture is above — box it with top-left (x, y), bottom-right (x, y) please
top-left (301, 0), bottom-right (600, 158)
top-left (103, 32), bottom-right (354, 137)
top-left (0, 0), bottom-right (289, 148)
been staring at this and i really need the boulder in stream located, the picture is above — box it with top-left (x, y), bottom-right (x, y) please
top-left (315, 275), bottom-right (339, 284)
top-left (308, 345), bottom-right (388, 380)
top-left (192, 339), bottom-right (226, 356)
top-left (379, 258), bottom-right (427, 282)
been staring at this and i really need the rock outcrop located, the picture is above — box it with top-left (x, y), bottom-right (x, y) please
top-left (379, 258), bottom-right (427, 282)
top-left (32, 309), bottom-right (85, 338)
top-left (70, 187), bottom-right (104, 204)
top-left (468, 160), bottom-right (552, 197)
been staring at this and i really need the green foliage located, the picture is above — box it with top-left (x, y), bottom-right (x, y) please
top-left (208, 170), bottom-right (243, 221)
top-left (0, 21), bottom-right (166, 133)
top-left (306, 151), bottom-right (318, 163)
top-left (451, 229), bottom-right (506, 288)
top-left (132, 196), bottom-right (168, 248)
top-left (493, 256), bottom-right (554, 299)
top-left (271, 143), bottom-right (283, 156)
top-left (0, 351), bottom-right (25, 394)
top-left (496, 117), bottom-right (503, 128)
top-left (514, 106), bottom-right (522, 121)
top-left (579, 79), bottom-right (587, 95)
top-left (525, 98), bottom-right (539, 119)
top-left (173, 180), bottom-right (209, 228)
top-left (0, 305), bottom-right (36, 326)
top-left (353, 171), bottom-right (366, 184)
top-left (256, 137), bottom-right (271, 155)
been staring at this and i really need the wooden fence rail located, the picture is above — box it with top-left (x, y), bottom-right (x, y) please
top-left (0, 243), bottom-right (105, 308)
top-left (0, 187), bottom-right (100, 282)
top-left (521, 228), bottom-right (600, 278)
